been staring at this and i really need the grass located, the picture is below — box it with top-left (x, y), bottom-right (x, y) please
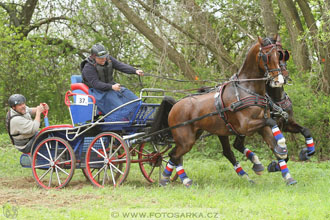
top-left (1, 140), bottom-right (330, 220)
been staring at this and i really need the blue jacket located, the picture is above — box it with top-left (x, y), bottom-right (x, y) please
top-left (81, 55), bottom-right (137, 91)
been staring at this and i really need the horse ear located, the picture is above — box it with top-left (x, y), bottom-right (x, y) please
top-left (258, 36), bottom-right (263, 45)
top-left (275, 34), bottom-right (281, 42)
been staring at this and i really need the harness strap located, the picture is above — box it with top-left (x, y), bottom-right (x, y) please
top-left (214, 84), bottom-right (244, 136)
top-left (214, 81), bottom-right (269, 136)
top-left (266, 93), bottom-right (290, 121)
top-left (134, 111), bottom-right (219, 143)
top-left (275, 92), bottom-right (292, 110)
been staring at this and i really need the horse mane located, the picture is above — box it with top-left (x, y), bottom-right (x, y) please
top-left (236, 36), bottom-right (277, 79)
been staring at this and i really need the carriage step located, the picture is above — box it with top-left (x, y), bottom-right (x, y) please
top-left (20, 153), bottom-right (31, 168)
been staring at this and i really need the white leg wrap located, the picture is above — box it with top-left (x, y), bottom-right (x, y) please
top-left (252, 155), bottom-right (261, 165)
top-left (278, 138), bottom-right (286, 148)
top-left (284, 172), bottom-right (292, 180)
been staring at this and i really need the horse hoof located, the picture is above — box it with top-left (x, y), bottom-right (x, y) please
top-left (299, 148), bottom-right (310, 161)
top-left (252, 164), bottom-right (264, 175)
top-left (183, 178), bottom-right (193, 188)
top-left (159, 178), bottom-right (170, 187)
top-left (267, 161), bottom-right (280, 172)
top-left (286, 178), bottom-right (297, 186)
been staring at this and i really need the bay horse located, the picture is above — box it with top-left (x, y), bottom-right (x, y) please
top-left (160, 35), bottom-right (297, 187)
top-left (266, 42), bottom-right (315, 170)
top-left (230, 39), bottom-right (315, 174)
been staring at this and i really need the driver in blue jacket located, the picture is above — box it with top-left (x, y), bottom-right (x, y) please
top-left (81, 43), bottom-right (144, 115)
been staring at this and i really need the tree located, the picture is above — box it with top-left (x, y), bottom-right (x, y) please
top-left (259, 0), bottom-right (278, 36)
top-left (0, 0), bottom-right (80, 128)
top-left (181, 0), bottom-right (238, 74)
top-left (110, 0), bottom-right (198, 80)
top-left (277, 0), bottom-right (311, 72)
top-left (321, 0), bottom-right (330, 93)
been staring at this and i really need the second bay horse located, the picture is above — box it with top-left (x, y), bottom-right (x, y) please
top-left (160, 35), bottom-right (297, 187)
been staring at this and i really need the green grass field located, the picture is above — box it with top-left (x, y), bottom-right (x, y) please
top-left (1, 144), bottom-right (330, 220)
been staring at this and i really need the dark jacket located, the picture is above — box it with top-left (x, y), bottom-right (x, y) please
top-left (81, 55), bottom-right (137, 91)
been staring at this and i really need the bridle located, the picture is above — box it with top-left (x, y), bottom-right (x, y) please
top-left (275, 42), bottom-right (290, 84)
top-left (258, 42), bottom-right (283, 84)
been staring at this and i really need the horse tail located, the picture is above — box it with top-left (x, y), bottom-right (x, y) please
top-left (149, 96), bottom-right (176, 142)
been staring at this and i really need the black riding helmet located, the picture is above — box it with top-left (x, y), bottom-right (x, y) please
top-left (91, 43), bottom-right (108, 58)
top-left (8, 94), bottom-right (26, 107)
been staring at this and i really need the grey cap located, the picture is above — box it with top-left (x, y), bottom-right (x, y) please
top-left (91, 43), bottom-right (108, 58)
top-left (8, 94), bottom-right (26, 107)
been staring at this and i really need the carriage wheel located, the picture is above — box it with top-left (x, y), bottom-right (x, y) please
top-left (82, 168), bottom-right (101, 181)
top-left (82, 168), bottom-right (89, 180)
top-left (32, 137), bottom-right (76, 189)
top-left (138, 142), bottom-right (177, 183)
top-left (85, 132), bottom-right (130, 188)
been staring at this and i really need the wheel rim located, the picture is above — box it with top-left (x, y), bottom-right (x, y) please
top-left (138, 142), bottom-right (173, 183)
top-left (85, 132), bottom-right (130, 187)
top-left (32, 137), bottom-right (75, 189)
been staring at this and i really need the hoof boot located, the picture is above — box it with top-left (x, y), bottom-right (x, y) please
top-left (267, 161), bottom-right (280, 173)
top-left (159, 178), bottom-right (170, 187)
top-left (252, 163), bottom-right (264, 175)
top-left (183, 178), bottom-right (193, 188)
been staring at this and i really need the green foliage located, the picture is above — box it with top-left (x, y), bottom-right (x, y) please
top-left (0, 22), bottom-right (76, 131)
top-left (285, 74), bottom-right (330, 159)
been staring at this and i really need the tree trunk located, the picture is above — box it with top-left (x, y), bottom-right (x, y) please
top-left (296, 0), bottom-right (325, 63)
top-left (322, 0), bottom-right (330, 93)
top-left (259, 0), bottom-right (278, 36)
top-left (182, 0), bottom-right (238, 75)
top-left (111, 0), bottom-right (197, 80)
top-left (277, 0), bottom-right (311, 72)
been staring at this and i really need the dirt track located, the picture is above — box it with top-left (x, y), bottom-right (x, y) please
top-left (0, 177), bottom-right (101, 208)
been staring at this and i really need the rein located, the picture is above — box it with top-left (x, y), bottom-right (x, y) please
top-left (143, 73), bottom-right (218, 83)
top-left (141, 73), bottom-right (269, 94)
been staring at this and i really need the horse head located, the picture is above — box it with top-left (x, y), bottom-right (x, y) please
top-left (275, 35), bottom-right (290, 82)
top-left (257, 35), bottom-right (285, 88)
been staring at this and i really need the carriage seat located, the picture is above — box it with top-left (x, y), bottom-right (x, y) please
top-left (65, 75), bottom-right (98, 126)
top-left (70, 75), bottom-right (89, 95)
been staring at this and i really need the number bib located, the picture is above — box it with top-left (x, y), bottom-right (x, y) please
top-left (76, 95), bottom-right (89, 106)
